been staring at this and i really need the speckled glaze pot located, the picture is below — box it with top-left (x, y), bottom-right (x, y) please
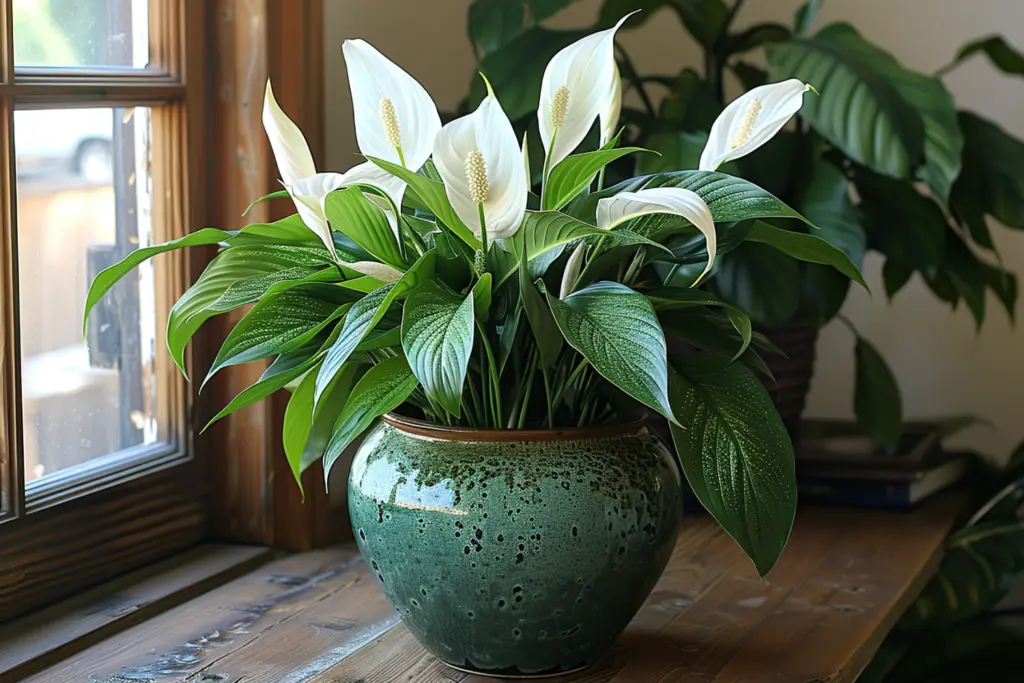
top-left (348, 415), bottom-right (683, 678)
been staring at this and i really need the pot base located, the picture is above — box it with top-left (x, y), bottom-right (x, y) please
top-left (442, 660), bottom-right (590, 679)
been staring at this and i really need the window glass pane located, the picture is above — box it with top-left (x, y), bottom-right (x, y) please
top-left (15, 107), bottom-right (166, 485)
top-left (13, 0), bottom-right (149, 69)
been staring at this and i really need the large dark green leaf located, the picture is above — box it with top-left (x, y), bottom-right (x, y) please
top-left (468, 27), bottom-right (587, 119)
top-left (468, 0), bottom-right (526, 57)
top-left (854, 334), bottom-right (902, 449)
top-left (744, 221), bottom-right (868, 289)
top-left (543, 144), bottom-right (649, 211)
top-left (166, 244), bottom-right (328, 377)
top-left (204, 289), bottom-right (348, 384)
top-left (767, 23), bottom-right (925, 179)
top-left (659, 310), bottom-right (773, 379)
top-left (284, 362), bottom-right (363, 490)
top-left (519, 232), bottom-right (563, 368)
top-left (714, 242), bottom-right (801, 325)
top-left (314, 252), bottom-right (435, 405)
top-left (953, 35), bottom-right (1024, 78)
top-left (83, 227), bottom-right (231, 336)
top-left (669, 354), bottom-right (796, 577)
top-left (324, 186), bottom-right (406, 269)
top-left (857, 168), bottom-right (948, 273)
top-left (401, 281), bottom-right (476, 416)
top-left (951, 112), bottom-right (1024, 236)
top-left (548, 281), bottom-right (673, 419)
top-left (899, 520), bottom-right (1024, 630)
top-left (367, 156), bottom-right (481, 250)
top-left (322, 356), bottom-right (420, 484)
top-left (942, 229), bottom-right (988, 328)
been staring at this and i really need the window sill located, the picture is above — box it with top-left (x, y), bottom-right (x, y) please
top-left (0, 543), bottom-right (271, 680)
top-left (15, 493), bottom-right (965, 682)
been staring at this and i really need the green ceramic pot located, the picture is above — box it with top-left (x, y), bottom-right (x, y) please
top-left (348, 415), bottom-right (683, 678)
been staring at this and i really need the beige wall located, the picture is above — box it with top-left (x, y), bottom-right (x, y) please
top-left (324, 0), bottom-right (1024, 461)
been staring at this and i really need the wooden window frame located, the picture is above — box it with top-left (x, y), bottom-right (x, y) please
top-left (0, 0), bottom-right (335, 626)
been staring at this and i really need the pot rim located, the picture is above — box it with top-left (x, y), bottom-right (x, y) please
top-left (381, 413), bottom-right (649, 443)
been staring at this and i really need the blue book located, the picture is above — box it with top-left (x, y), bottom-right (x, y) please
top-left (798, 458), bottom-right (966, 510)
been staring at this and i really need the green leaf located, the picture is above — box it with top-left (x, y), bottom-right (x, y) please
top-left (953, 35), bottom-right (1024, 77)
top-left (322, 356), bottom-right (420, 484)
top-left (854, 335), bottom-right (902, 449)
top-left (367, 156), bottom-right (481, 250)
top-left (943, 229), bottom-right (988, 329)
top-left (637, 131), bottom-right (708, 175)
top-left (284, 362), bottom-right (363, 491)
top-left (83, 227), bottom-right (231, 336)
top-left (951, 112), bottom-right (1024, 234)
top-left (314, 252), bottom-right (435, 405)
top-left (744, 221), bottom-right (868, 290)
top-left (724, 23), bottom-right (790, 56)
top-left (857, 168), bottom-right (947, 273)
top-left (658, 69), bottom-right (721, 132)
top-left (882, 259), bottom-right (914, 299)
top-left (519, 234), bottom-right (563, 369)
top-left (401, 281), bottom-right (476, 416)
top-left (225, 214), bottom-right (337, 249)
top-left (659, 310), bottom-right (774, 379)
top-left (767, 23), bottom-right (925, 179)
top-left (468, 27), bottom-right (588, 119)
top-left (579, 171), bottom-right (813, 232)
top-left (526, 0), bottom-right (582, 22)
top-left (714, 242), bottom-right (801, 326)
top-left (543, 144), bottom-right (649, 211)
top-left (324, 186), bottom-right (406, 269)
top-left (205, 289), bottom-right (348, 384)
top-left (793, 0), bottom-right (823, 36)
top-left (548, 281), bottom-right (673, 420)
top-left (669, 354), bottom-right (797, 577)
top-left (203, 348), bottom-right (322, 432)
top-left (983, 261), bottom-right (1018, 322)
top-left (899, 520), bottom-right (1024, 630)
top-left (472, 273), bottom-right (493, 320)
top-left (600, 0), bottom-right (728, 49)
top-left (242, 189), bottom-right (290, 217)
top-left (468, 0), bottom-right (526, 57)
top-left (166, 244), bottom-right (328, 377)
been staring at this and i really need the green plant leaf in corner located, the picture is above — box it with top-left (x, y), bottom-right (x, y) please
top-left (745, 221), bottom-right (868, 290)
top-left (854, 334), bottom-right (903, 449)
top-left (548, 281), bottom-right (674, 421)
top-left (542, 141), bottom-right (649, 211)
top-left (669, 354), bottom-right (797, 577)
top-left (284, 362), bottom-right (363, 493)
top-left (952, 35), bottom-right (1024, 78)
top-left (322, 356), bottom-right (419, 486)
top-left (401, 281), bottom-right (476, 417)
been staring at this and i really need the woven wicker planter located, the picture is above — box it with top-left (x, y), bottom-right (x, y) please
top-left (758, 321), bottom-right (820, 443)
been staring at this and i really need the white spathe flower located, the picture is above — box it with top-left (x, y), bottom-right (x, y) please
top-left (597, 187), bottom-right (717, 285)
top-left (600, 63), bottom-right (623, 147)
top-left (343, 261), bottom-right (403, 283)
top-left (699, 79), bottom-right (813, 172)
top-left (538, 13), bottom-right (634, 173)
top-left (263, 80), bottom-right (316, 186)
top-left (342, 38), bottom-right (441, 171)
top-left (433, 93), bottom-right (528, 241)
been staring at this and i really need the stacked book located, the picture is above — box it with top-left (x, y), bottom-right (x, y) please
top-left (796, 420), bottom-right (969, 509)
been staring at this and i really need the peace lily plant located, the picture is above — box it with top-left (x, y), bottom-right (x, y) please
top-left (84, 17), bottom-right (864, 576)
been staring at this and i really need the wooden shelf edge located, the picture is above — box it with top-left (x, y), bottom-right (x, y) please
top-left (0, 543), bottom-right (274, 681)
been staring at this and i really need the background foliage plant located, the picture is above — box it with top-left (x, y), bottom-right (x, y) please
top-left (463, 0), bottom-right (1024, 449)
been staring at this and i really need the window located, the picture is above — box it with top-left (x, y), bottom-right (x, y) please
top-left (0, 0), bottom-right (205, 622)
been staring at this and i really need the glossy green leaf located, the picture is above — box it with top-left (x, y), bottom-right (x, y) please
top-left (899, 520), bottom-right (1024, 630)
top-left (402, 281), bottom-right (476, 416)
top-left (542, 144), bottom-right (649, 211)
top-left (204, 289), bottom-right (348, 385)
top-left (284, 362), bottom-right (363, 491)
top-left (84, 227), bottom-right (231, 337)
top-left (367, 156), bottom-right (481, 250)
top-left (473, 273), bottom-right (493, 321)
top-left (314, 252), bottom-right (435, 406)
top-left (854, 335), bottom-right (902, 449)
top-left (669, 354), bottom-right (796, 577)
top-left (767, 23), bottom-right (925, 179)
top-left (519, 232), bottom-right (563, 368)
top-left (659, 310), bottom-right (773, 379)
top-left (548, 281), bottom-right (673, 420)
top-left (322, 356), bottom-right (419, 484)
top-left (714, 242), bottom-right (801, 326)
top-left (858, 168), bottom-right (947, 272)
top-left (203, 347), bottom-right (322, 432)
top-left (166, 244), bottom-right (328, 377)
top-left (744, 221), bottom-right (868, 290)
top-left (953, 35), bottom-right (1024, 77)
top-left (951, 112), bottom-right (1024, 236)
top-left (324, 186), bottom-right (406, 269)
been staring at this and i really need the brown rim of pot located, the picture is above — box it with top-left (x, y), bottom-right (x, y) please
top-left (381, 413), bottom-right (650, 442)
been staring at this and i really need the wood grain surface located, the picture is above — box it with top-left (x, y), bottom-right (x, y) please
top-left (24, 495), bottom-right (962, 683)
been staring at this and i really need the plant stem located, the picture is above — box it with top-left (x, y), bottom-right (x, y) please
top-left (597, 166), bottom-right (606, 193)
top-left (477, 203), bottom-right (489, 258)
top-left (477, 321), bottom-right (503, 427)
top-left (465, 370), bottom-right (485, 427)
top-left (517, 349), bottom-right (539, 429)
top-left (615, 44), bottom-right (656, 118)
top-left (574, 235), bottom-right (609, 291)
top-left (541, 364), bottom-right (555, 428)
top-left (541, 128), bottom-right (559, 205)
top-left (552, 357), bottom-right (590, 407)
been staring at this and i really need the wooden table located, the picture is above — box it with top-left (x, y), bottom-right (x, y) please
top-left (25, 496), bottom-right (961, 683)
